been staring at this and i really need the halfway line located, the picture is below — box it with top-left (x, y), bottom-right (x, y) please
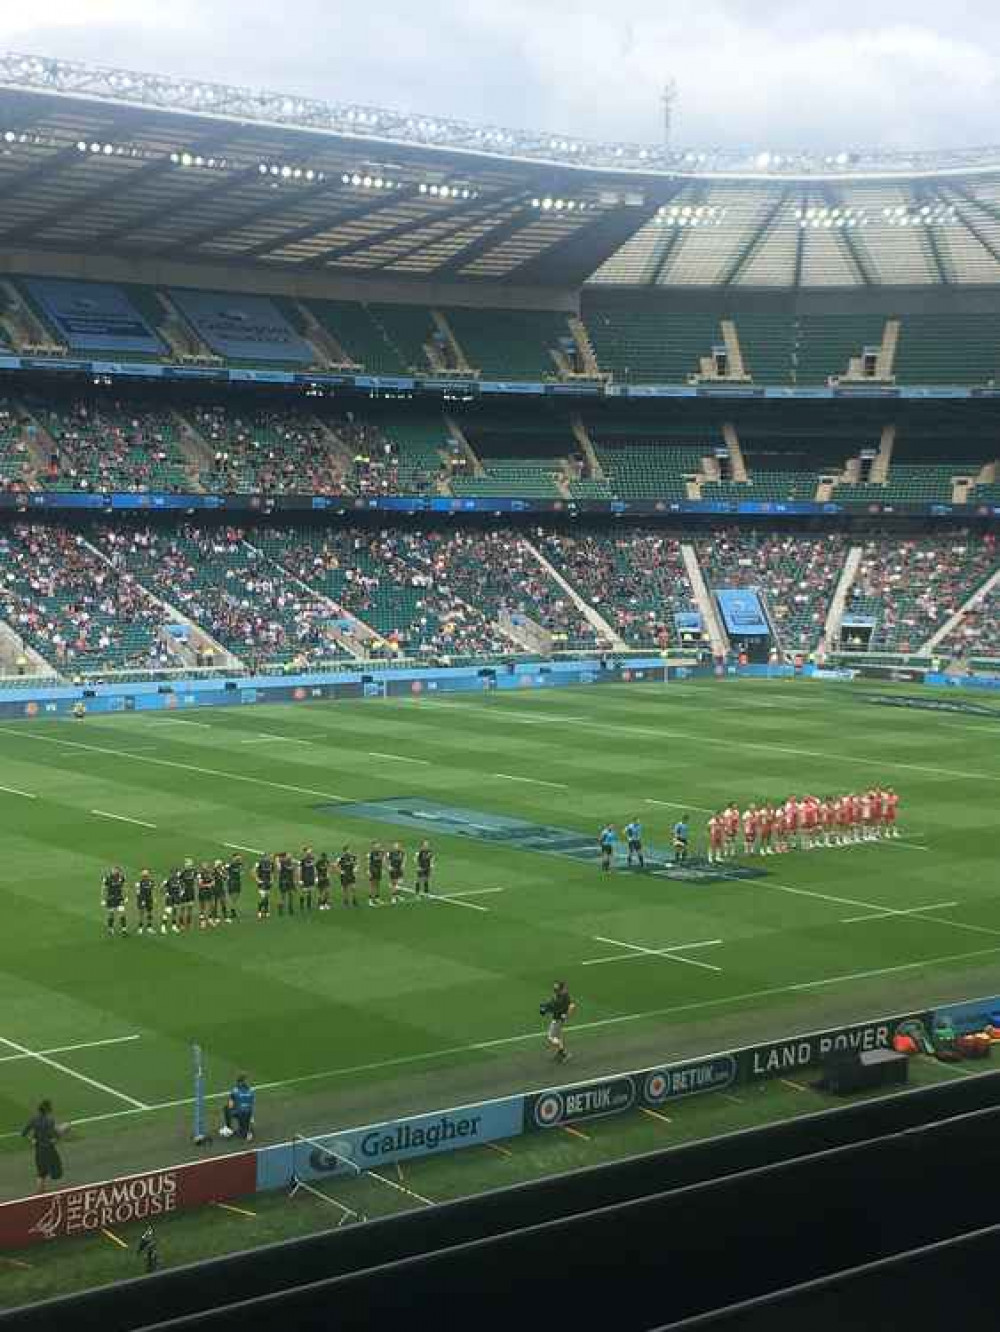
top-left (493, 773), bottom-right (569, 790)
top-left (368, 752), bottom-right (431, 765)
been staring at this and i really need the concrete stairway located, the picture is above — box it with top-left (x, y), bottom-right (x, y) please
top-left (822, 545), bottom-right (864, 650)
top-left (680, 545), bottom-right (729, 656)
top-left (920, 565), bottom-right (1000, 655)
top-left (522, 538), bottom-right (625, 649)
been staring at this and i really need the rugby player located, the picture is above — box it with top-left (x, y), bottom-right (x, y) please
top-left (197, 861), bottom-right (215, 930)
top-left (368, 842), bottom-right (385, 907)
top-left (276, 852), bottom-right (296, 916)
top-left (226, 853), bottom-right (242, 921)
top-left (102, 865), bottom-right (128, 937)
top-left (338, 845), bottom-right (358, 906)
top-left (316, 849), bottom-right (332, 910)
top-left (298, 846), bottom-right (316, 912)
top-left (135, 867), bottom-right (156, 935)
top-left (211, 860), bottom-right (229, 925)
top-left (179, 859), bottom-right (197, 931)
top-left (387, 842), bottom-right (405, 904)
top-left (544, 981), bottom-right (576, 1063)
top-left (161, 867), bottom-right (182, 934)
top-left (415, 841), bottom-right (434, 897)
top-left (255, 852), bottom-right (274, 920)
top-left (672, 816), bottom-right (690, 864)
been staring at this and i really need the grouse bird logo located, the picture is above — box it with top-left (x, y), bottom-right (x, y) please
top-left (28, 1196), bottom-right (62, 1241)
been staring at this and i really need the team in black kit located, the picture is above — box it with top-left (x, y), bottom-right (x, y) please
top-left (99, 840), bottom-right (435, 935)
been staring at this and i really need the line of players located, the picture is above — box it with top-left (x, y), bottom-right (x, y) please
top-left (706, 788), bottom-right (901, 863)
top-left (99, 841), bottom-right (436, 936)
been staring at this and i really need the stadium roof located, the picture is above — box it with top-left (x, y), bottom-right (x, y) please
top-left (3, 53), bottom-right (1000, 290)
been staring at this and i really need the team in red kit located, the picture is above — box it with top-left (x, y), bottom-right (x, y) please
top-left (706, 788), bottom-right (900, 863)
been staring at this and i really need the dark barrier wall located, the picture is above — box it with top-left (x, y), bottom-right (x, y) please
top-left (139, 1095), bottom-right (1000, 1330)
top-left (6, 1069), bottom-right (1000, 1332)
top-left (657, 1223), bottom-right (1000, 1332)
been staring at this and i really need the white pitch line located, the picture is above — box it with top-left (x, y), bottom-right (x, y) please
top-left (407, 702), bottom-right (1000, 785)
top-left (240, 734), bottom-right (312, 745)
top-left (0, 1035), bottom-right (148, 1110)
top-left (493, 773), bottom-right (569, 790)
top-left (397, 886), bottom-right (490, 912)
top-left (645, 798), bottom-right (714, 814)
top-left (0, 784), bottom-right (37, 799)
top-left (0, 1034), bottom-right (141, 1065)
top-left (368, 752), bottom-right (431, 765)
top-left (0, 728), bottom-right (348, 803)
top-left (223, 842), bottom-right (264, 856)
top-left (147, 718), bottom-right (213, 729)
top-left (434, 887), bottom-right (504, 898)
top-left (589, 935), bottom-right (723, 972)
top-left (753, 878), bottom-right (1000, 941)
top-left (90, 809), bottom-right (157, 829)
top-left (840, 901), bottom-right (959, 925)
top-left (10, 939), bottom-right (1000, 1141)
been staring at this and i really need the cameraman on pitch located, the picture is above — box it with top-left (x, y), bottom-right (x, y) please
top-left (542, 980), bottom-right (576, 1063)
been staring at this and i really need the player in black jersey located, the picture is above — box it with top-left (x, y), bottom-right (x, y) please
top-left (135, 869), bottom-right (156, 935)
top-left (226, 854), bottom-right (242, 922)
top-left (255, 853), bottom-right (274, 920)
top-left (277, 852), bottom-right (296, 916)
top-left (161, 868), bottom-right (182, 934)
top-left (338, 845), bottom-right (358, 907)
top-left (387, 842), bottom-right (405, 905)
top-left (197, 863), bottom-right (215, 930)
top-left (368, 843), bottom-right (385, 907)
top-left (212, 861), bottom-right (229, 926)
top-left (298, 847), bottom-right (317, 913)
top-left (316, 851), bottom-right (332, 910)
top-left (416, 841), bottom-right (434, 897)
top-left (102, 866), bottom-right (128, 936)
top-left (179, 859), bottom-right (197, 932)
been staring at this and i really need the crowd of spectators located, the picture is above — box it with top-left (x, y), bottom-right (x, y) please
top-left (849, 532), bottom-right (999, 653)
top-left (194, 404), bottom-right (347, 494)
top-left (0, 525), bottom-right (178, 672)
top-left (0, 399), bottom-right (34, 492)
top-left (32, 398), bottom-right (188, 492)
top-left (99, 526), bottom-right (342, 671)
top-left (431, 530), bottom-right (600, 649)
top-left (539, 530), bottom-right (691, 647)
top-left (697, 529), bottom-right (851, 653)
top-left (261, 529), bottom-right (509, 658)
top-left (943, 584), bottom-right (1000, 657)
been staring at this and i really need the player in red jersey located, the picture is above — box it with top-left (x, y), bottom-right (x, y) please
top-left (860, 789), bottom-right (876, 841)
top-left (885, 787), bottom-right (899, 837)
top-left (802, 796), bottom-right (819, 850)
top-left (821, 796), bottom-right (837, 848)
top-left (707, 812), bottom-right (725, 864)
top-left (850, 792), bottom-right (864, 843)
top-left (759, 803), bottom-right (775, 855)
top-left (742, 805), bottom-right (759, 856)
top-left (783, 796), bottom-right (799, 852)
top-left (724, 803), bottom-right (740, 858)
top-left (836, 793), bottom-right (852, 846)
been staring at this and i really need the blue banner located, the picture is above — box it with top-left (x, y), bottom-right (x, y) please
top-left (169, 289), bottom-right (313, 363)
top-left (24, 277), bottom-right (163, 353)
top-left (255, 1096), bottom-right (524, 1190)
top-left (716, 588), bottom-right (769, 636)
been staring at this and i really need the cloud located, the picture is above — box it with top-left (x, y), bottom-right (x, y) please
top-left (3, 0), bottom-right (1000, 151)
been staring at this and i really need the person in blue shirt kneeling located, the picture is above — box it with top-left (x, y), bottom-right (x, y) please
top-left (220, 1074), bottom-right (255, 1140)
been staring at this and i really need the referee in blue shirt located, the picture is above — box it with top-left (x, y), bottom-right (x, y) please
top-left (220, 1075), bottom-right (255, 1141)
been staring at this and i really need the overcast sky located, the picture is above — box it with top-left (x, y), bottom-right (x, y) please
top-left (2, 0), bottom-right (999, 153)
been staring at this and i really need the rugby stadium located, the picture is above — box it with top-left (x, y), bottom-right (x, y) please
top-left (0, 52), bottom-right (999, 1332)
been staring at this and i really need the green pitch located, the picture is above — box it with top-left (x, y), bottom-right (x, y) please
top-left (0, 676), bottom-right (998, 1202)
